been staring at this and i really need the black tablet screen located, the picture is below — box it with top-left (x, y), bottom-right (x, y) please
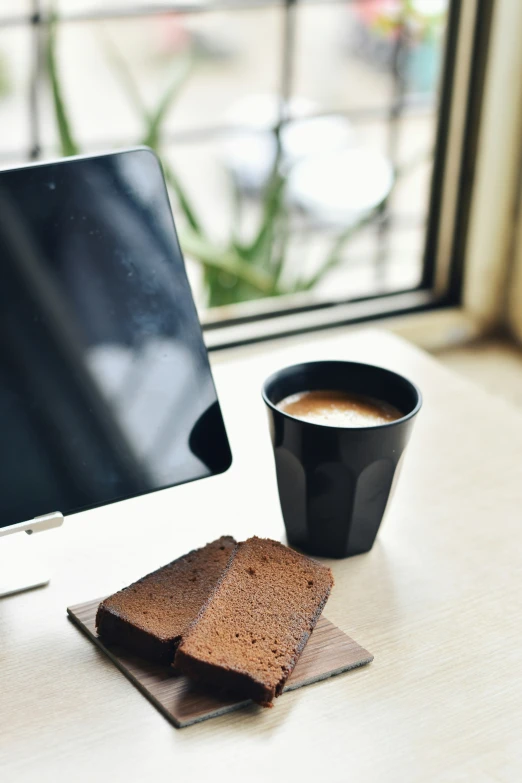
top-left (0, 148), bottom-right (231, 529)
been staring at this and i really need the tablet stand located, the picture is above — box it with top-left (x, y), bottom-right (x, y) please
top-left (0, 512), bottom-right (64, 598)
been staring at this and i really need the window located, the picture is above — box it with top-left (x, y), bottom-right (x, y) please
top-left (0, 1), bottom-right (491, 347)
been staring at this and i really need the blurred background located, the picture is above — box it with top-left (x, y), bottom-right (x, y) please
top-left (0, 0), bottom-right (449, 325)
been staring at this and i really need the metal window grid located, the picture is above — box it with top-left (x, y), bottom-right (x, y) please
top-left (1, 1), bottom-right (429, 169)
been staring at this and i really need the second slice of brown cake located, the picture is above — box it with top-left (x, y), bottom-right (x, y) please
top-left (96, 536), bottom-right (237, 663)
top-left (174, 537), bottom-right (334, 705)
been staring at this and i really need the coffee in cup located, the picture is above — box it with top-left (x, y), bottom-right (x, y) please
top-left (277, 389), bottom-right (402, 428)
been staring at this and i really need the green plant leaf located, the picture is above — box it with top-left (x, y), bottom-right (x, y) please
top-left (269, 203), bottom-right (291, 294)
top-left (296, 204), bottom-right (383, 292)
top-left (101, 36), bottom-right (204, 236)
top-left (228, 172), bottom-right (245, 251)
top-left (162, 158), bottom-right (205, 237)
top-left (99, 33), bottom-right (148, 119)
top-left (101, 32), bottom-right (194, 148)
top-left (247, 172), bottom-right (286, 267)
top-left (242, 125), bottom-right (286, 266)
top-left (179, 227), bottom-right (275, 295)
top-left (292, 145), bottom-right (433, 293)
top-left (143, 55), bottom-right (194, 149)
top-left (46, 15), bottom-right (80, 157)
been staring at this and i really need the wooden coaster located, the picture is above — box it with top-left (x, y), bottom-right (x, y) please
top-left (67, 598), bottom-right (373, 728)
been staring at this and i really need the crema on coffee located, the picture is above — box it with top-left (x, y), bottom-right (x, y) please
top-left (277, 389), bottom-right (402, 428)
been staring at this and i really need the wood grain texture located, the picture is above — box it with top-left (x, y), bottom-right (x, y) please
top-left (2, 330), bottom-right (522, 783)
top-left (67, 599), bottom-right (372, 728)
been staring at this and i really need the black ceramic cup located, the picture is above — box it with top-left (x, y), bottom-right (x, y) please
top-left (262, 360), bottom-right (422, 558)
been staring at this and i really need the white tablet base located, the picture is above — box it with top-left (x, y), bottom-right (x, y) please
top-left (0, 512), bottom-right (64, 598)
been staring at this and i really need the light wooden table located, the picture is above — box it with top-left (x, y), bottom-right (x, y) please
top-left (1, 330), bottom-right (521, 783)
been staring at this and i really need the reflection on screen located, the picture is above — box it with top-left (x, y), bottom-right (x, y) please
top-left (0, 149), bottom-right (231, 529)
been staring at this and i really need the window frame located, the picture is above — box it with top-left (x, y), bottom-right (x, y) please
top-left (201, 0), bottom-right (496, 349)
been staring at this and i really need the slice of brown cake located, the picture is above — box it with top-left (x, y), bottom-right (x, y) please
top-left (174, 536), bottom-right (334, 705)
top-left (96, 536), bottom-right (237, 663)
